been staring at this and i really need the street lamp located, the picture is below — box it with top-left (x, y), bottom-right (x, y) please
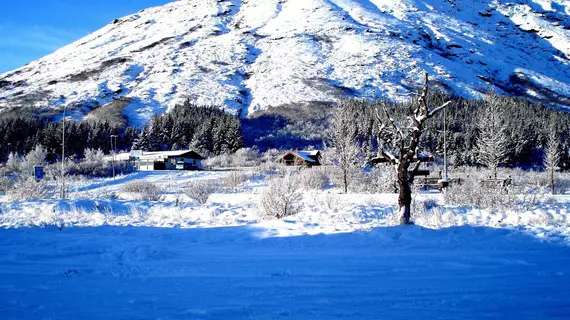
top-left (438, 107), bottom-right (450, 191)
top-left (110, 135), bottom-right (118, 179)
top-left (60, 105), bottom-right (66, 199)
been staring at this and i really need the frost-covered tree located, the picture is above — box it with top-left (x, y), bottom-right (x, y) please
top-left (5, 152), bottom-right (21, 173)
top-left (544, 127), bottom-right (561, 194)
top-left (259, 173), bottom-right (303, 219)
top-left (375, 73), bottom-right (451, 225)
top-left (477, 93), bottom-right (510, 179)
top-left (23, 145), bottom-right (47, 167)
top-left (329, 103), bottom-right (362, 193)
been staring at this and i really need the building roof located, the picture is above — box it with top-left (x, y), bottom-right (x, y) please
top-left (277, 150), bottom-right (321, 163)
top-left (137, 150), bottom-right (205, 160)
top-left (296, 150), bottom-right (320, 163)
top-left (103, 152), bottom-right (132, 162)
top-left (104, 150), bottom-right (205, 161)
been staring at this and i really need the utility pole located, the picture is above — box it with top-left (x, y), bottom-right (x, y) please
top-left (60, 106), bottom-right (66, 199)
top-left (438, 106), bottom-right (450, 191)
top-left (1, 143), bottom-right (10, 195)
top-left (110, 135), bottom-right (118, 179)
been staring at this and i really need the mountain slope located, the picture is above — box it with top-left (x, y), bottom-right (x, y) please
top-left (1, 0), bottom-right (569, 125)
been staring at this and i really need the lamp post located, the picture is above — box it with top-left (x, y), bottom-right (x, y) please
top-left (1, 143), bottom-right (10, 195)
top-left (438, 107), bottom-right (450, 191)
top-left (110, 135), bottom-right (118, 179)
top-left (60, 106), bottom-right (66, 199)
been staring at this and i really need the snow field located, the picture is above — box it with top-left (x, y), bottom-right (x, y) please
top-left (1, 170), bottom-right (569, 242)
top-left (1, 170), bottom-right (570, 319)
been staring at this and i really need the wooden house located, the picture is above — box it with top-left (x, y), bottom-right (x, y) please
top-left (276, 150), bottom-right (321, 167)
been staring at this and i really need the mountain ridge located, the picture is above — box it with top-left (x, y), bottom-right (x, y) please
top-left (0, 0), bottom-right (569, 126)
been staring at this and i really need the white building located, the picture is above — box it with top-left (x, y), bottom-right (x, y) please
top-left (105, 150), bottom-right (205, 171)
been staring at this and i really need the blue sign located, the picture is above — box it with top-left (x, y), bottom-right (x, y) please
top-left (34, 166), bottom-right (44, 182)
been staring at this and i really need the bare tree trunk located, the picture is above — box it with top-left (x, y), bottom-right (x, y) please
top-left (375, 73), bottom-right (451, 225)
top-left (343, 169), bottom-right (348, 194)
top-left (397, 163), bottom-right (412, 225)
top-left (551, 167), bottom-right (555, 195)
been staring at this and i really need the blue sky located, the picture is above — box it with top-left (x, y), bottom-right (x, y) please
top-left (0, 0), bottom-right (171, 73)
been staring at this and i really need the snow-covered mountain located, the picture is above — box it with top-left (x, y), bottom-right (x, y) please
top-left (1, 0), bottom-right (569, 125)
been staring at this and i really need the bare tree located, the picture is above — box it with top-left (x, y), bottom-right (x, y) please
top-left (477, 93), bottom-right (510, 179)
top-left (329, 102), bottom-right (362, 193)
top-left (375, 73), bottom-right (451, 225)
top-left (544, 127), bottom-right (561, 194)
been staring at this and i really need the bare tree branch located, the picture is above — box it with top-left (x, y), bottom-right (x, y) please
top-left (410, 160), bottom-right (422, 179)
top-left (380, 148), bottom-right (399, 164)
top-left (382, 105), bottom-right (405, 141)
top-left (428, 101), bottom-right (452, 118)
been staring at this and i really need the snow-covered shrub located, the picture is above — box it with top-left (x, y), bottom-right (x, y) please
top-left (7, 177), bottom-right (52, 200)
top-left (314, 192), bottom-right (342, 213)
top-left (412, 200), bottom-right (454, 229)
top-left (0, 175), bottom-right (14, 194)
top-left (232, 148), bottom-right (261, 167)
top-left (4, 152), bottom-right (22, 173)
top-left (121, 181), bottom-right (163, 201)
top-left (352, 166), bottom-right (397, 193)
top-left (443, 178), bottom-right (516, 211)
top-left (221, 171), bottom-right (250, 191)
top-left (555, 172), bottom-right (570, 194)
top-left (67, 149), bottom-right (135, 177)
top-left (4, 145), bottom-right (47, 175)
top-left (205, 148), bottom-right (260, 168)
top-left (204, 153), bottom-right (232, 168)
top-left (260, 148), bottom-right (281, 164)
top-left (296, 167), bottom-right (328, 190)
top-left (259, 173), bottom-right (303, 219)
top-left (184, 180), bottom-right (219, 204)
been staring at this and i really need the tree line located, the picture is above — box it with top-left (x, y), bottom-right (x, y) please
top-left (0, 100), bottom-right (245, 163)
top-left (132, 101), bottom-right (244, 155)
top-left (0, 118), bottom-right (138, 162)
top-left (336, 92), bottom-right (570, 168)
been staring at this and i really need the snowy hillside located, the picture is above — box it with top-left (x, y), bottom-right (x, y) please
top-left (1, 0), bottom-right (569, 125)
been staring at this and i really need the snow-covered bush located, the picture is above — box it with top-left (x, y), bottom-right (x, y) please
top-left (443, 178), bottom-right (516, 211)
top-left (184, 180), bottom-right (219, 204)
top-left (121, 181), bottom-right (163, 201)
top-left (4, 145), bottom-right (47, 175)
top-left (554, 172), bottom-right (570, 194)
top-left (4, 152), bottom-right (21, 173)
top-left (205, 148), bottom-right (260, 168)
top-left (0, 175), bottom-right (14, 194)
top-left (232, 148), bottom-right (261, 167)
top-left (67, 148), bottom-right (135, 177)
top-left (412, 198), bottom-right (454, 228)
top-left (296, 167), bottom-right (328, 190)
top-left (259, 173), bottom-right (303, 219)
top-left (7, 177), bottom-right (52, 200)
top-left (352, 166), bottom-right (397, 194)
top-left (221, 172), bottom-right (250, 191)
top-left (260, 148), bottom-right (281, 164)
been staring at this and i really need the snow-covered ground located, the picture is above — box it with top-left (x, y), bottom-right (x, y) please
top-left (1, 170), bottom-right (570, 319)
top-left (1, 0), bottom-right (570, 124)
